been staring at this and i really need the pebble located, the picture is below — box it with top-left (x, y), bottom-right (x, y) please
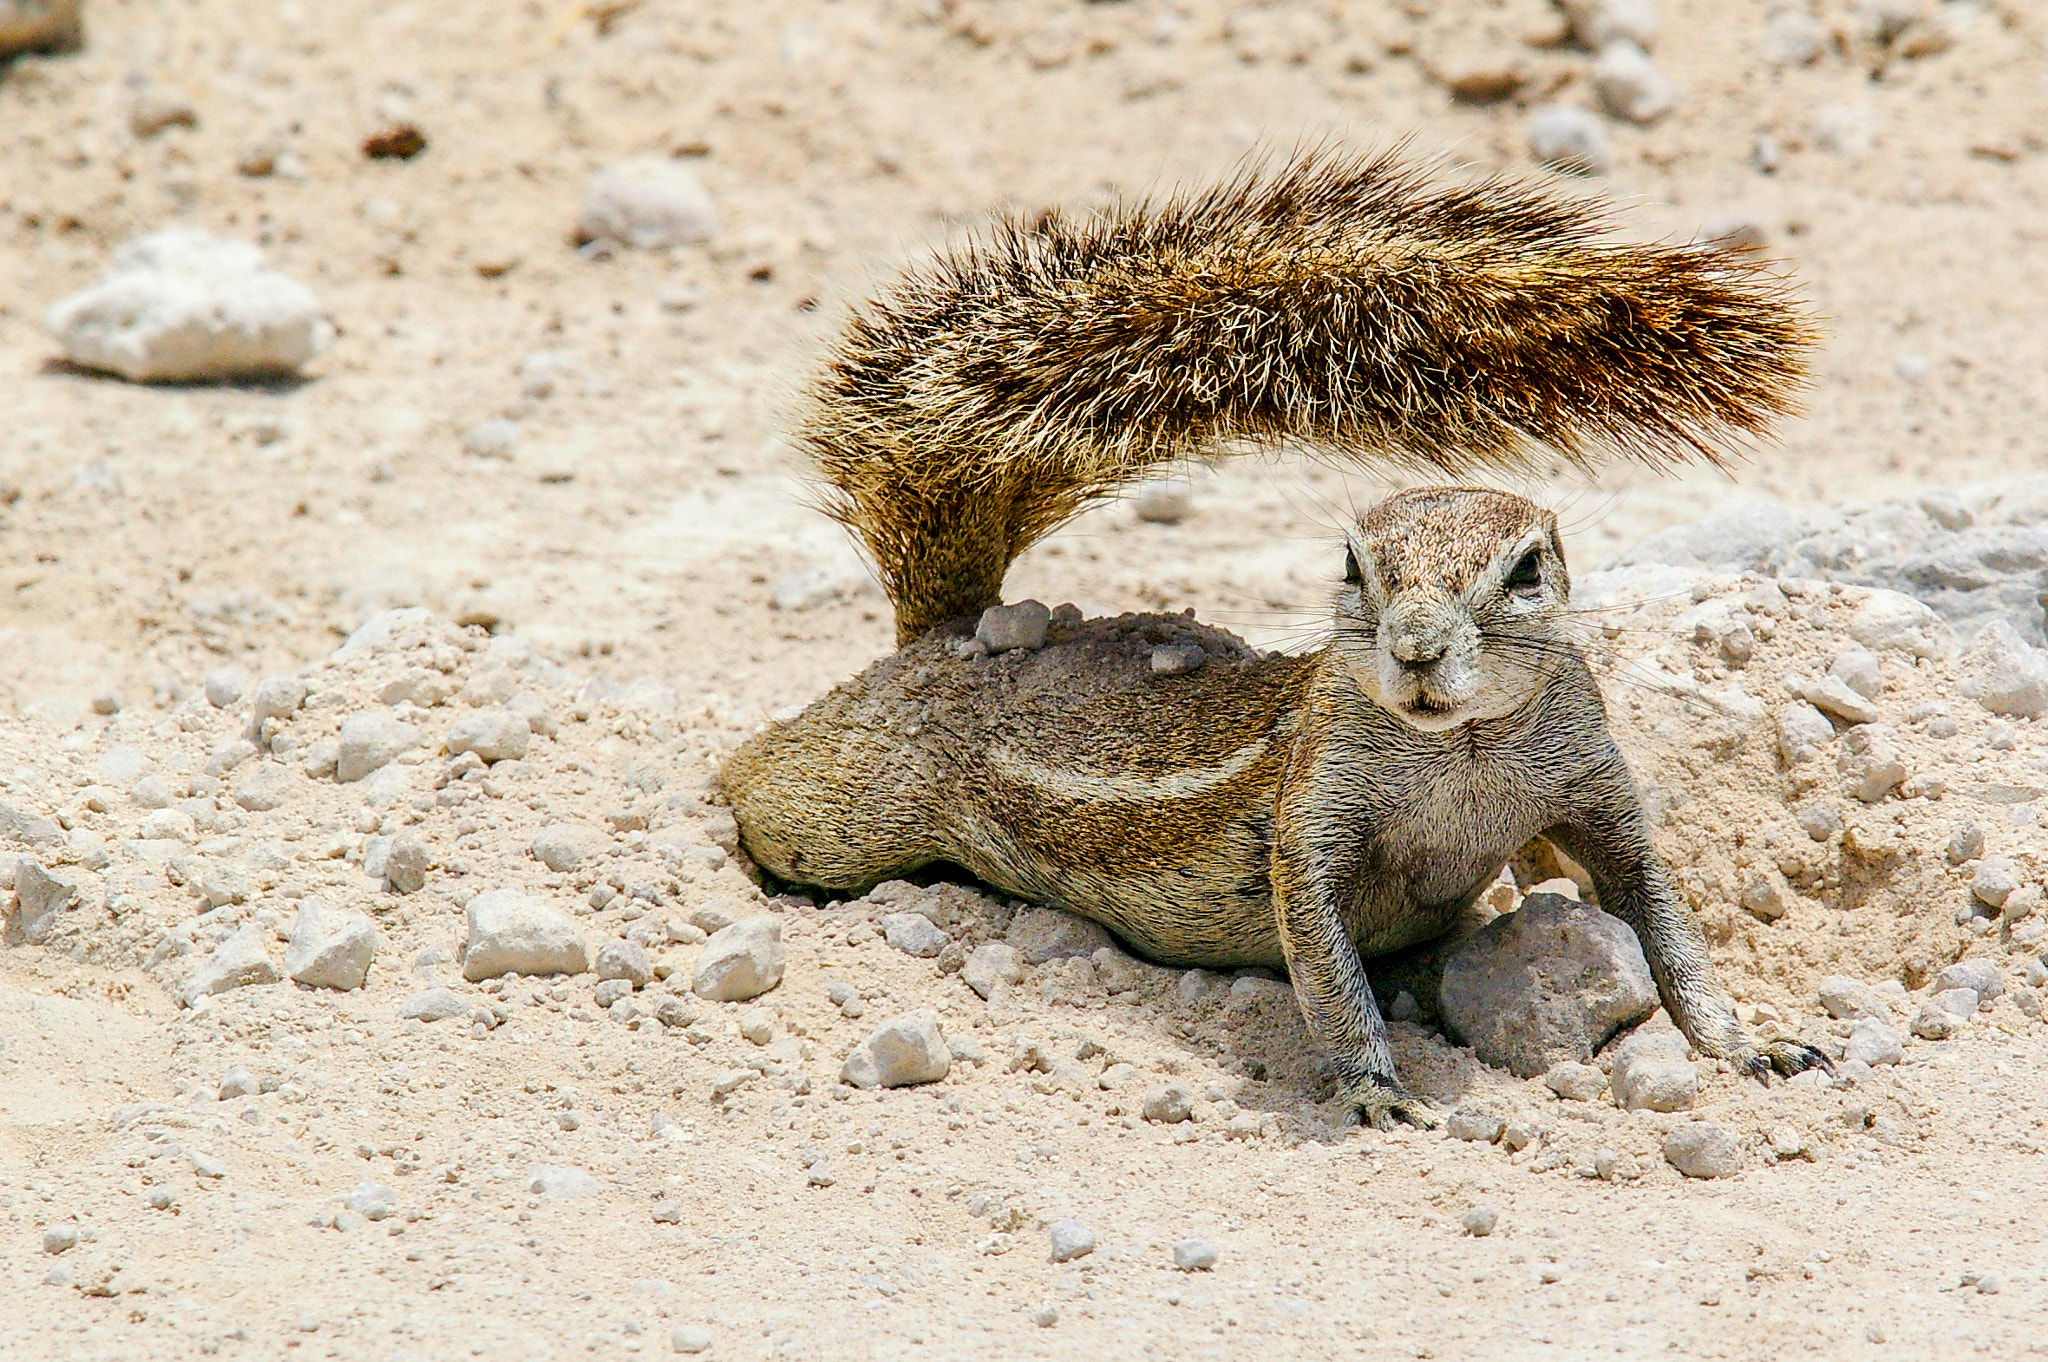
top-left (190, 1150), bottom-right (227, 1179)
top-left (881, 911), bottom-right (948, 959)
top-left (595, 939), bottom-right (653, 988)
top-left (42, 1224), bottom-right (78, 1255)
top-left (1790, 674), bottom-right (1880, 726)
top-left (529, 823), bottom-right (605, 873)
top-left (1816, 976), bottom-right (1893, 1021)
top-left (1945, 821), bottom-right (1984, 865)
top-left (1831, 649), bottom-right (1884, 700)
top-left (692, 917), bottom-right (786, 1002)
top-left (1149, 643), bottom-right (1207, 676)
top-left (525, 1165), bottom-right (601, 1198)
top-left (1544, 1061), bottom-right (1608, 1102)
top-left (383, 832), bottom-right (429, 894)
top-left (1740, 874), bottom-right (1788, 922)
top-left (594, 978), bottom-right (632, 1008)
top-left (1662, 1122), bottom-right (1743, 1179)
top-left (1969, 858), bottom-right (2020, 909)
top-left (1142, 1083), bottom-right (1195, 1124)
top-left (1844, 1018), bottom-right (1903, 1066)
top-left (961, 942), bottom-right (1023, 1000)
top-left (1775, 702), bottom-right (1836, 764)
top-left (1932, 960), bottom-right (2004, 1002)
top-left (1929, 987), bottom-right (1980, 1019)
top-left (670, 1326), bottom-right (714, 1355)
top-left (461, 419), bottom-right (519, 460)
top-left (842, 1010), bottom-right (950, 1089)
top-left (739, 1009), bottom-right (774, 1044)
top-left (43, 229), bottom-right (328, 382)
top-left (1759, 7), bottom-right (1828, 65)
top-left (975, 600), bottom-right (1051, 653)
top-left (1048, 1219), bottom-right (1096, 1263)
top-left (1527, 105), bottom-right (1611, 175)
top-left (577, 157), bottom-right (719, 250)
top-left (1172, 1239), bottom-right (1219, 1272)
top-left (128, 775), bottom-right (173, 809)
top-left (397, 987), bottom-right (468, 1023)
top-left (1461, 1207), bottom-right (1499, 1238)
top-left (1909, 997), bottom-right (1957, 1038)
top-left (445, 709), bottom-right (531, 764)
top-left (335, 712), bottom-right (421, 783)
top-left (218, 1065), bottom-right (262, 1100)
top-left (1562, 0), bottom-right (1658, 49)
top-left (1837, 724), bottom-right (1907, 803)
top-left (232, 761), bottom-right (299, 813)
top-left (251, 675), bottom-right (308, 724)
top-left (204, 670), bottom-right (247, 708)
top-left (284, 899), bottom-right (377, 991)
top-left (1446, 1108), bottom-right (1506, 1143)
top-left (344, 1182), bottom-right (396, 1221)
top-left (461, 890), bottom-right (591, 981)
top-left (1812, 102), bottom-right (1876, 157)
top-left (1608, 1031), bottom-right (1699, 1111)
top-left (1797, 802), bottom-right (1844, 840)
top-left (14, 862), bottom-right (81, 944)
top-left (1131, 481), bottom-right (1193, 524)
top-left (1591, 41), bottom-right (1676, 125)
top-left (185, 923), bottom-right (281, 1005)
top-left (1438, 894), bottom-right (1657, 1078)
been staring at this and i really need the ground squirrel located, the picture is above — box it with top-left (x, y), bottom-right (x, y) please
top-left (724, 150), bottom-right (1829, 1126)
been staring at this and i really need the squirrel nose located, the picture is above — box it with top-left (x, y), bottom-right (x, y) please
top-left (1390, 634), bottom-right (1448, 669)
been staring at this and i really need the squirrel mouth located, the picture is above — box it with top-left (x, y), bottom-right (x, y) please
top-left (1405, 695), bottom-right (1456, 718)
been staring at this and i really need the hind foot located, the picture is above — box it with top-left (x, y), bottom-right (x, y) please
top-left (1733, 1036), bottom-right (1835, 1083)
top-left (1340, 1074), bottom-right (1440, 1131)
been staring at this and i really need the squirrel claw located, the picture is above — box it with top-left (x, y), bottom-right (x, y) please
top-left (1736, 1037), bottom-right (1834, 1085)
top-left (1341, 1077), bottom-right (1440, 1132)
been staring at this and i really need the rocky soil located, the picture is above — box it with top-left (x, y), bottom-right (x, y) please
top-left (4, 1), bottom-right (2048, 1359)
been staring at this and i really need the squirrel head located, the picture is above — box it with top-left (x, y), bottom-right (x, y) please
top-left (1333, 487), bottom-right (1572, 732)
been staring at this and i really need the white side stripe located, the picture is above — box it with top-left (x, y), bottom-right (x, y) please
top-left (990, 741), bottom-right (1268, 805)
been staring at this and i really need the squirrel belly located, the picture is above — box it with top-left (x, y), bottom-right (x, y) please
top-left (724, 611), bottom-right (1313, 969)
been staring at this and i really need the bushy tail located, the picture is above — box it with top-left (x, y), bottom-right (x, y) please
top-left (800, 147), bottom-right (1818, 645)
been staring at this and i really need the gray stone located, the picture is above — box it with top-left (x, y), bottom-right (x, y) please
top-left (594, 979), bottom-right (632, 1009)
top-left (204, 669), bottom-right (247, 708)
top-left (1662, 1122), bottom-right (1743, 1179)
top-left (530, 823), bottom-right (606, 873)
top-left (1970, 858), bottom-right (2020, 909)
top-left (975, 600), bottom-right (1051, 653)
top-left (461, 890), bottom-right (590, 981)
top-left (1461, 1206), bottom-right (1499, 1237)
top-left (1760, 7), bottom-right (1828, 65)
top-left (445, 710), bottom-right (531, 764)
top-left (1696, 211), bottom-right (1766, 254)
top-left (1957, 621), bottom-right (2048, 719)
top-left (1837, 724), bottom-right (1906, 803)
top-left (1178, 968), bottom-right (1225, 1001)
top-left (284, 900), bottom-right (377, 991)
top-left (577, 157), bottom-right (718, 250)
top-left (1817, 976), bottom-right (1894, 1021)
top-left (1929, 987), bottom-right (1980, 1019)
top-left (1608, 1031), bottom-right (1698, 1111)
top-left (1131, 481), bottom-right (1193, 524)
top-left (251, 675), bottom-right (309, 724)
top-left (842, 1010), bottom-right (950, 1089)
top-left (383, 833), bottom-right (428, 894)
top-left (44, 230), bottom-right (328, 382)
top-left (881, 911), bottom-right (948, 959)
top-left (397, 987), bottom-right (468, 1022)
top-left (1048, 1219), bottom-right (1096, 1263)
top-left (1142, 1083), bottom-right (1195, 1124)
top-left (962, 942), bottom-right (1024, 1000)
top-left (1445, 1108), bottom-right (1506, 1143)
top-left (1911, 1002), bottom-right (1956, 1040)
top-left (1006, 906), bottom-right (1115, 964)
top-left (218, 1065), bottom-right (260, 1100)
top-left (1172, 1238), bottom-right (1219, 1272)
top-left (1830, 649), bottom-right (1884, 700)
top-left (41, 1223), bottom-right (78, 1255)
top-left (671, 1326), bottom-right (714, 1355)
top-left (1149, 643), bottom-right (1207, 676)
top-left (232, 762), bottom-right (299, 812)
top-left (14, 862), bottom-right (81, 945)
top-left (1562, 0), bottom-right (1658, 49)
top-left (1610, 499), bottom-right (1798, 573)
top-left (94, 746), bottom-right (150, 786)
top-left (1591, 41), bottom-right (1676, 125)
top-left (0, 1), bottom-right (81, 55)
top-left (692, 916), bottom-right (786, 1002)
top-left (1545, 1061), bottom-right (1608, 1101)
top-left (461, 419), bottom-right (518, 460)
top-left (1797, 802), bottom-right (1844, 840)
top-left (1946, 821), bottom-right (1983, 865)
top-left (185, 923), bottom-right (280, 1005)
top-left (594, 939), bottom-right (653, 988)
top-left (344, 1182), bottom-right (396, 1221)
top-left (1438, 894), bottom-right (1658, 1078)
top-left (525, 1165), bottom-right (601, 1198)
top-left (1792, 674), bottom-right (1880, 726)
top-left (1932, 959), bottom-right (2004, 1002)
top-left (335, 712), bottom-right (421, 783)
top-left (1527, 105), bottom-right (1611, 175)
top-left (1844, 1018), bottom-right (1903, 1066)
top-left (1740, 875), bottom-right (1788, 922)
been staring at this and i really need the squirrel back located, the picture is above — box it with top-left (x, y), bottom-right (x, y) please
top-left (799, 148), bottom-right (1818, 645)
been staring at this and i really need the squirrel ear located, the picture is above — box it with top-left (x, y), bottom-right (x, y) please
top-left (1343, 545), bottom-right (1362, 585)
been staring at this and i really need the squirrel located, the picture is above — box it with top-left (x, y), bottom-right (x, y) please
top-left (722, 149), bottom-right (1830, 1127)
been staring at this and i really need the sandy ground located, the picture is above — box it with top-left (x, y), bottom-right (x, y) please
top-left (2, 1), bottom-right (2047, 1358)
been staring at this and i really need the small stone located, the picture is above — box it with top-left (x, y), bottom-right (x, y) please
top-left (692, 917), bottom-right (786, 1002)
top-left (1562, 0), bottom-right (1658, 48)
top-left (185, 923), bottom-right (280, 1005)
top-left (593, 979), bottom-right (631, 1008)
top-left (1149, 643), bottom-right (1207, 676)
top-left (577, 157), bottom-right (718, 250)
top-left (975, 600), bottom-right (1051, 653)
top-left (739, 1009), bottom-right (774, 1045)
top-left (1932, 960), bottom-right (2004, 1002)
top-left (1970, 858), bottom-right (2020, 910)
top-left (1501, 1119), bottom-right (1544, 1153)
top-left (1527, 105), bottom-right (1611, 175)
top-left (1445, 1108), bottom-right (1506, 1143)
top-left (1816, 976), bottom-right (1893, 1021)
top-left (251, 675), bottom-right (308, 724)
top-left (232, 762), bottom-right (299, 812)
top-left (1975, 1272), bottom-right (2002, 1296)
top-left (595, 939), bottom-right (653, 988)
top-left (1844, 1018), bottom-right (1903, 1067)
top-left (881, 911), bottom-right (948, 959)
top-left (1006, 906), bottom-right (1115, 964)
top-left (1929, 987), bottom-right (1980, 1020)
top-left (1830, 649), bottom-right (1884, 700)
top-left (190, 1150), bottom-right (227, 1179)
top-left (344, 1182), bottom-right (396, 1221)
top-left (529, 823), bottom-right (606, 873)
top-left (841, 1010), bottom-right (950, 1089)
top-left (1740, 875), bottom-right (1788, 922)
top-left (1957, 621), bottom-right (2048, 720)
top-left (1797, 802), bottom-right (1844, 841)
top-left (525, 1165), bottom-right (601, 1198)
top-left (1030, 1305), bottom-right (1059, 1329)
top-left (284, 900), bottom-right (377, 991)
top-left (656, 998), bottom-right (697, 1029)
top-left (962, 942), bottom-right (1024, 1000)
top-left (1837, 724), bottom-right (1907, 803)
top-left (13, 862), bottom-right (81, 945)
top-left (1461, 1206), bottom-right (1499, 1237)
top-left (651, 1199), bottom-right (685, 1224)
top-left (1131, 481), bottom-right (1193, 524)
top-left (42, 1224), bottom-right (78, 1255)
top-left (1759, 7), bottom-right (1828, 65)
top-left (670, 1326), bottom-right (714, 1355)
top-left (397, 987), bottom-right (468, 1023)
top-left (1048, 1219), bottom-right (1096, 1263)
top-left (461, 419), bottom-right (519, 460)
top-left (219, 1065), bottom-right (261, 1100)
top-left (1544, 1061), bottom-right (1608, 1102)
top-left (1793, 675), bottom-right (1880, 726)
top-left (1591, 41), bottom-right (1676, 125)
top-left (1172, 1238), bottom-right (1219, 1272)
top-left (1142, 1083), bottom-right (1195, 1124)
top-left (461, 890), bottom-right (591, 981)
top-left (1776, 703), bottom-right (1835, 765)
top-left (335, 712), bottom-right (421, 783)
top-left (127, 83), bottom-right (198, 138)
top-left (445, 709), bottom-right (531, 764)
top-left (1662, 1122), bottom-right (1743, 1179)
top-left (383, 833), bottom-right (428, 894)
top-left (44, 230), bottom-right (328, 382)
top-left (2001, 885), bottom-right (2042, 922)
top-left (1608, 1031), bottom-right (1698, 1112)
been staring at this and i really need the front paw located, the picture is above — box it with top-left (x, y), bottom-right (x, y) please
top-left (1732, 1036), bottom-right (1835, 1083)
top-left (1340, 1075), bottom-right (1440, 1131)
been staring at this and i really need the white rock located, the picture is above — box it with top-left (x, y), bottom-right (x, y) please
top-left (1759, 8), bottom-right (1828, 65)
top-left (530, 823), bottom-right (606, 873)
top-left (769, 563), bottom-right (872, 612)
top-left (1662, 1123), bottom-right (1742, 1179)
top-left (0, 0), bottom-right (81, 54)
top-left (577, 157), bottom-right (718, 250)
top-left (233, 762), bottom-right (299, 812)
top-left (525, 1165), bottom-right (601, 1198)
top-left (250, 675), bottom-right (309, 723)
top-left (594, 939), bottom-right (653, 987)
top-left (1956, 621), bottom-right (2048, 719)
top-left (881, 911), bottom-right (948, 959)
top-left (1970, 857), bottom-right (2020, 909)
top-left (1845, 590), bottom-right (1952, 660)
top-left (1607, 1031), bottom-right (1698, 1111)
top-left (975, 600), bottom-right (1051, 653)
top-left (44, 229), bottom-right (328, 382)
top-left (1562, 0), bottom-right (1658, 49)
top-left (218, 1066), bottom-right (261, 1100)
top-left (1844, 1017), bottom-right (1903, 1066)
top-left (445, 709), bottom-right (531, 763)
top-left (185, 923), bottom-right (280, 1005)
top-left (335, 712), bottom-right (421, 783)
top-left (1837, 724), bottom-right (1907, 803)
top-left (962, 942), bottom-right (1024, 1000)
top-left (1048, 1219), bottom-right (1096, 1263)
top-left (344, 1181), bottom-right (397, 1221)
top-left (1131, 481), bottom-right (1194, 524)
top-left (461, 890), bottom-right (590, 981)
top-left (13, 862), bottom-right (81, 945)
top-left (1591, 41), bottom-right (1676, 125)
top-left (1788, 673), bottom-right (1879, 725)
top-left (284, 900), bottom-right (378, 990)
top-left (383, 832), bottom-right (429, 894)
top-left (842, 1010), bottom-right (951, 1089)
top-left (203, 670), bottom-right (247, 708)
top-left (1817, 976), bottom-right (1893, 1021)
top-left (1775, 702), bottom-right (1835, 764)
top-left (396, 987), bottom-right (468, 1022)
top-left (693, 916), bottom-right (786, 1002)
top-left (1527, 105), bottom-right (1611, 175)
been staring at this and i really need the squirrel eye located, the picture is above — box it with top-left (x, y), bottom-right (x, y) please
top-left (1505, 548), bottom-right (1542, 591)
top-left (1342, 546), bottom-right (1362, 585)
